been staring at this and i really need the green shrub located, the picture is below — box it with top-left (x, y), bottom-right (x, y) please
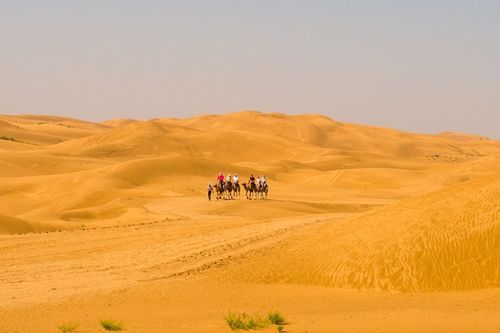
top-left (225, 310), bottom-right (287, 331)
top-left (268, 311), bottom-right (286, 326)
top-left (100, 319), bottom-right (123, 331)
top-left (246, 317), bottom-right (266, 330)
top-left (225, 312), bottom-right (267, 330)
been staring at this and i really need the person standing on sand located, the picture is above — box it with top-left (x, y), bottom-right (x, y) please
top-left (207, 183), bottom-right (213, 201)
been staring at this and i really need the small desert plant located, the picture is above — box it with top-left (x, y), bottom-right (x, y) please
top-left (268, 311), bottom-right (286, 326)
top-left (225, 312), bottom-right (249, 330)
top-left (57, 322), bottom-right (79, 333)
top-left (225, 312), bottom-right (267, 330)
top-left (100, 319), bottom-right (123, 331)
top-left (246, 316), bottom-right (267, 330)
top-left (225, 310), bottom-right (288, 331)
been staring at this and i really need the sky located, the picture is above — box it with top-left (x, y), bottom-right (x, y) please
top-left (1, 1), bottom-right (499, 137)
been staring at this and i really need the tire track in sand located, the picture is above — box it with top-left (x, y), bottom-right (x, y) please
top-left (0, 214), bottom-right (337, 308)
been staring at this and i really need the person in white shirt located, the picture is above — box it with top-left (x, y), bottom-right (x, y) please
top-left (233, 174), bottom-right (239, 185)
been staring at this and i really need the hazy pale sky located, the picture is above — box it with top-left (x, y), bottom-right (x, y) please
top-left (1, 1), bottom-right (499, 137)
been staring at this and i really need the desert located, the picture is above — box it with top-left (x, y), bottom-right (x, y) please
top-left (1, 111), bottom-right (500, 332)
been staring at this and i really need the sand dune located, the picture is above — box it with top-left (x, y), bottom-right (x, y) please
top-left (222, 172), bottom-right (500, 292)
top-left (436, 131), bottom-right (491, 142)
top-left (0, 114), bottom-right (108, 146)
top-left (1, 111), bottom-right (500, 332)
top-left (0, 214), bottom-right (36, 234)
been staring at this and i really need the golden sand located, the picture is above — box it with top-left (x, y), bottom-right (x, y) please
top-left (1, 111), bottom-right (499, 332)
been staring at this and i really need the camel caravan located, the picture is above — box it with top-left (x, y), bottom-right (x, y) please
top-left (207, 172), bottom-right (269, 201)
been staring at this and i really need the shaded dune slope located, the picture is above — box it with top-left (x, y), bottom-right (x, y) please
top-left (0, 214), bottom-right (58, 234)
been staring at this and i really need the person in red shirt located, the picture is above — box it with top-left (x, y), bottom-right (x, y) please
top-left (217, 171), bottom-right (225, 188)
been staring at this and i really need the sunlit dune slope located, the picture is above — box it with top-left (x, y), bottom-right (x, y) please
top-left (1, 111), bottom-right (500, 236)
top-left (436, 131), bottom-right (491, 142)
top-left (101, 118), bottom-right (138, 127)
top-left (223, 172), bottom-right (500, 292)
top-left (0, 114), bottom-right (108, 145)
top-left (2, 111), bottom-right (500, 333)
top-left (50, 120), bottom-right (198, 158)
top-left (179, 111), bottom-right (500, 164)
top-left (52, 117), bottom-right (302, 162)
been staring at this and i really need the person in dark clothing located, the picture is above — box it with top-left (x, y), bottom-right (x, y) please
top-left (207, 183), bottom-right (213, 201)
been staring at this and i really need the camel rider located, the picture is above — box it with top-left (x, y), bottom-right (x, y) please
top-left (217, 172), bottom-right (225, 188)
top-left (226, 173), bottom-right (232, 184)
top-left (249, 174), bottom-right (256, 189)
top-left (256, 176), bottom-right (262, 189)
top-left (261, 175), bottom-right (267, 188)
top-left (233, 174), bottom-right (239, 185)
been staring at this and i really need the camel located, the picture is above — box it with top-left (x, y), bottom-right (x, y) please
top-left (214, 182), bottom-right (225, 200)
top-left (242, 182), bottom-right (258, 200)
top-left (224, 181), bottom-right (234, 200)
top-left (213, 180), bottom-right (266, 200)
top-left (233, 182), bottom-right (241, 198)
top-left (259, 183), bottom-right (269, 199)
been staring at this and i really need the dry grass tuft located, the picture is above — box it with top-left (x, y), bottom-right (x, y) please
top-left (57, 322), bottom-right (79, 333)
top-left (100, 319), bottom-right (123, 331)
